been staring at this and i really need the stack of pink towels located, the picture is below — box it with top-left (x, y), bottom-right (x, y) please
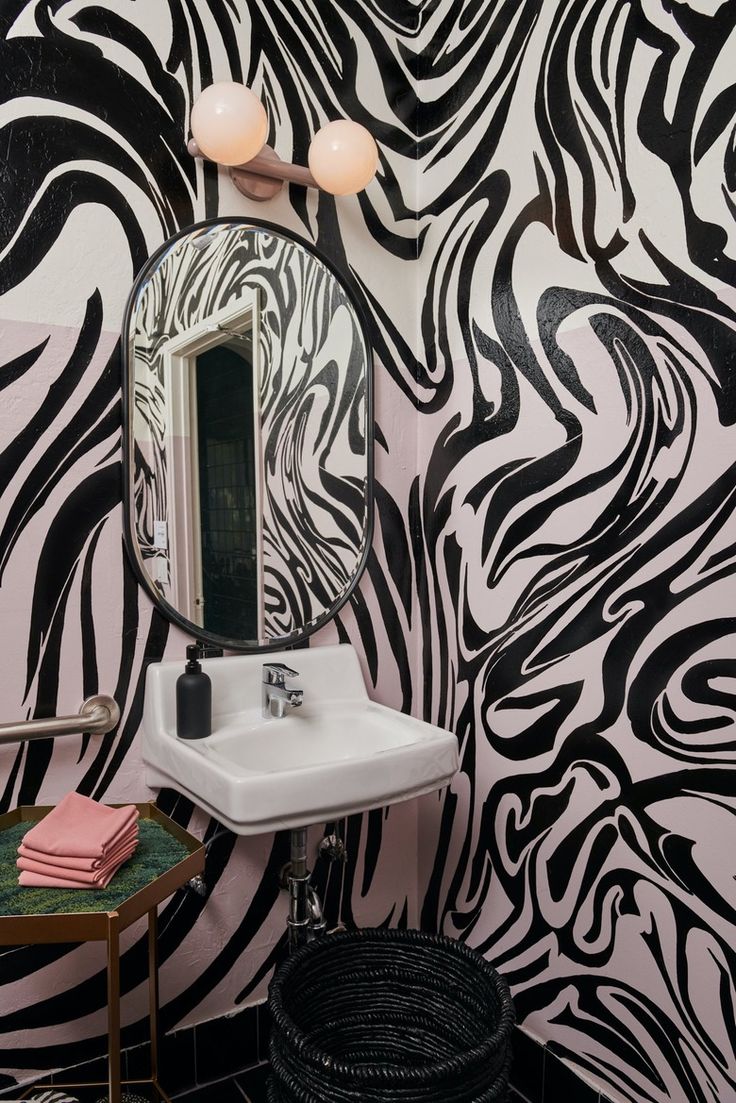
top-left (17, 792), bottom-right (139, 889)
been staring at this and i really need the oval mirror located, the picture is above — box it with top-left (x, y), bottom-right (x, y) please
top-left (122, 219), bottom-right (373, 650)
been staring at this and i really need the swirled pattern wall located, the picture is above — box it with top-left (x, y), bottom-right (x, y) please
top-left (0, 2), bottom-right (735, 1102)
top-left (414, 4), bottom-right (736, 1103)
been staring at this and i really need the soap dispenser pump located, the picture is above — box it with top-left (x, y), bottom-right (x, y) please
top-left (176, 644), bottom-right (212, 740)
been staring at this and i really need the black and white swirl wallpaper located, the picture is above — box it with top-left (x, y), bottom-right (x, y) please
top-left (0, 3), bottom-right (734, 1102)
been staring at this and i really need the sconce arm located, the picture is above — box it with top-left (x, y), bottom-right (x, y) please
top-left (188, 140), bottom-right (319, 201)
top-left (238, 151), bottom-right (317, 188)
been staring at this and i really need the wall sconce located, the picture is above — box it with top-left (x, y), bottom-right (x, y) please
top-left (187, 82), bottom-right (379, 202)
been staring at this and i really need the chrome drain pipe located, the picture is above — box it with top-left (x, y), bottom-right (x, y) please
top-left (286, 828), bottom-right (326, 951)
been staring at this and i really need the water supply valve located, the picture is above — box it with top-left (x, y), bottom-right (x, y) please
top-left (319, 833), bottom-right (347, 863)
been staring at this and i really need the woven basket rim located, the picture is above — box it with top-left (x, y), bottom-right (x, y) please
top-left (268, 928), bottom-right (515, 1085)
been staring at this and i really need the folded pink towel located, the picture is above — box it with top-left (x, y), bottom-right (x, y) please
top-left (18, 828), bottom-right (138, 871)
top-left (21, 792), bottom-right (139, 859)
top-left (19, 864), bottom-right (124, 889)
top-left (17, 842), bottom-right (138, 885)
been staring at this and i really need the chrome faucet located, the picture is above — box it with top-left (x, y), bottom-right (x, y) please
top-left (262, 663), bottom-right (304, 719)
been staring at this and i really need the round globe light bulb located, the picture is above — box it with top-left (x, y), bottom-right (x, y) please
top-left (190, 82), bottom-right (268, 167)
top-left (308, 120), bottom-right (379, 196)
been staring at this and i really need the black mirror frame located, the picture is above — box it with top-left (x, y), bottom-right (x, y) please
top-left (121, 216), bottom-right (374, 653)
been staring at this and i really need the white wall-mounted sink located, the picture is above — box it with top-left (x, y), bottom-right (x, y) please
top-left (142, 644), bottom-right (458, 834)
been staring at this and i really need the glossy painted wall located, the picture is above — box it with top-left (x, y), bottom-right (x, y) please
top-left (1, 3), bottom-right (735, 1103)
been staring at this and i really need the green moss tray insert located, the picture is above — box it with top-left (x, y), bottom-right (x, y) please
top-left (0, 819), bottom-right (190, 916)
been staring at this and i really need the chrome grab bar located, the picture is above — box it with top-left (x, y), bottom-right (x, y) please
top-left (0, 694), bottom-right (120, 746)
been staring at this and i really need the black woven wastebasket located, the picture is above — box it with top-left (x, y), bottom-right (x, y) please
top-left (266, 927), bottom-right (515, 1102)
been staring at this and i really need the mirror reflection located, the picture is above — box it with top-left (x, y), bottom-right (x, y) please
top-left (125, 220), bottom-right (372, 649)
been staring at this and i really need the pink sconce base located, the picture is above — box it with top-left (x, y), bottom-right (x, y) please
top-left (230, 146), bottom-right (284, 201)
top-left (188, 139), bottom-right (319, 202)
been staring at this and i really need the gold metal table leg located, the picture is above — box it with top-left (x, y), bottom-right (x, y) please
top-left (107, 910), bottom-right (122, 1103)
top-left (148, 905), bottom-right (160, 1086)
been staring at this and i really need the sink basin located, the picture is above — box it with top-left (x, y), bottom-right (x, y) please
top-left (142, 644), bottom-right (458, 834)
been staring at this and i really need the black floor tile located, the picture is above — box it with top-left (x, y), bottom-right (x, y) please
top-left (236, 1063), bottom-right (269, 1101)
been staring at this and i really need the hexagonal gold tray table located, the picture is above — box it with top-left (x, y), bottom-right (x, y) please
top-left (0, 803), bottom-right (205, 1103)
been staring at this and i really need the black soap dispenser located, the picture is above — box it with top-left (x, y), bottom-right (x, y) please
top-left (176, 644), bottom-right (212, 740)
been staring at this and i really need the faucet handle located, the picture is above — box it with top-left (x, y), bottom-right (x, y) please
top-left (263, 662), bottom-right (299, 686)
